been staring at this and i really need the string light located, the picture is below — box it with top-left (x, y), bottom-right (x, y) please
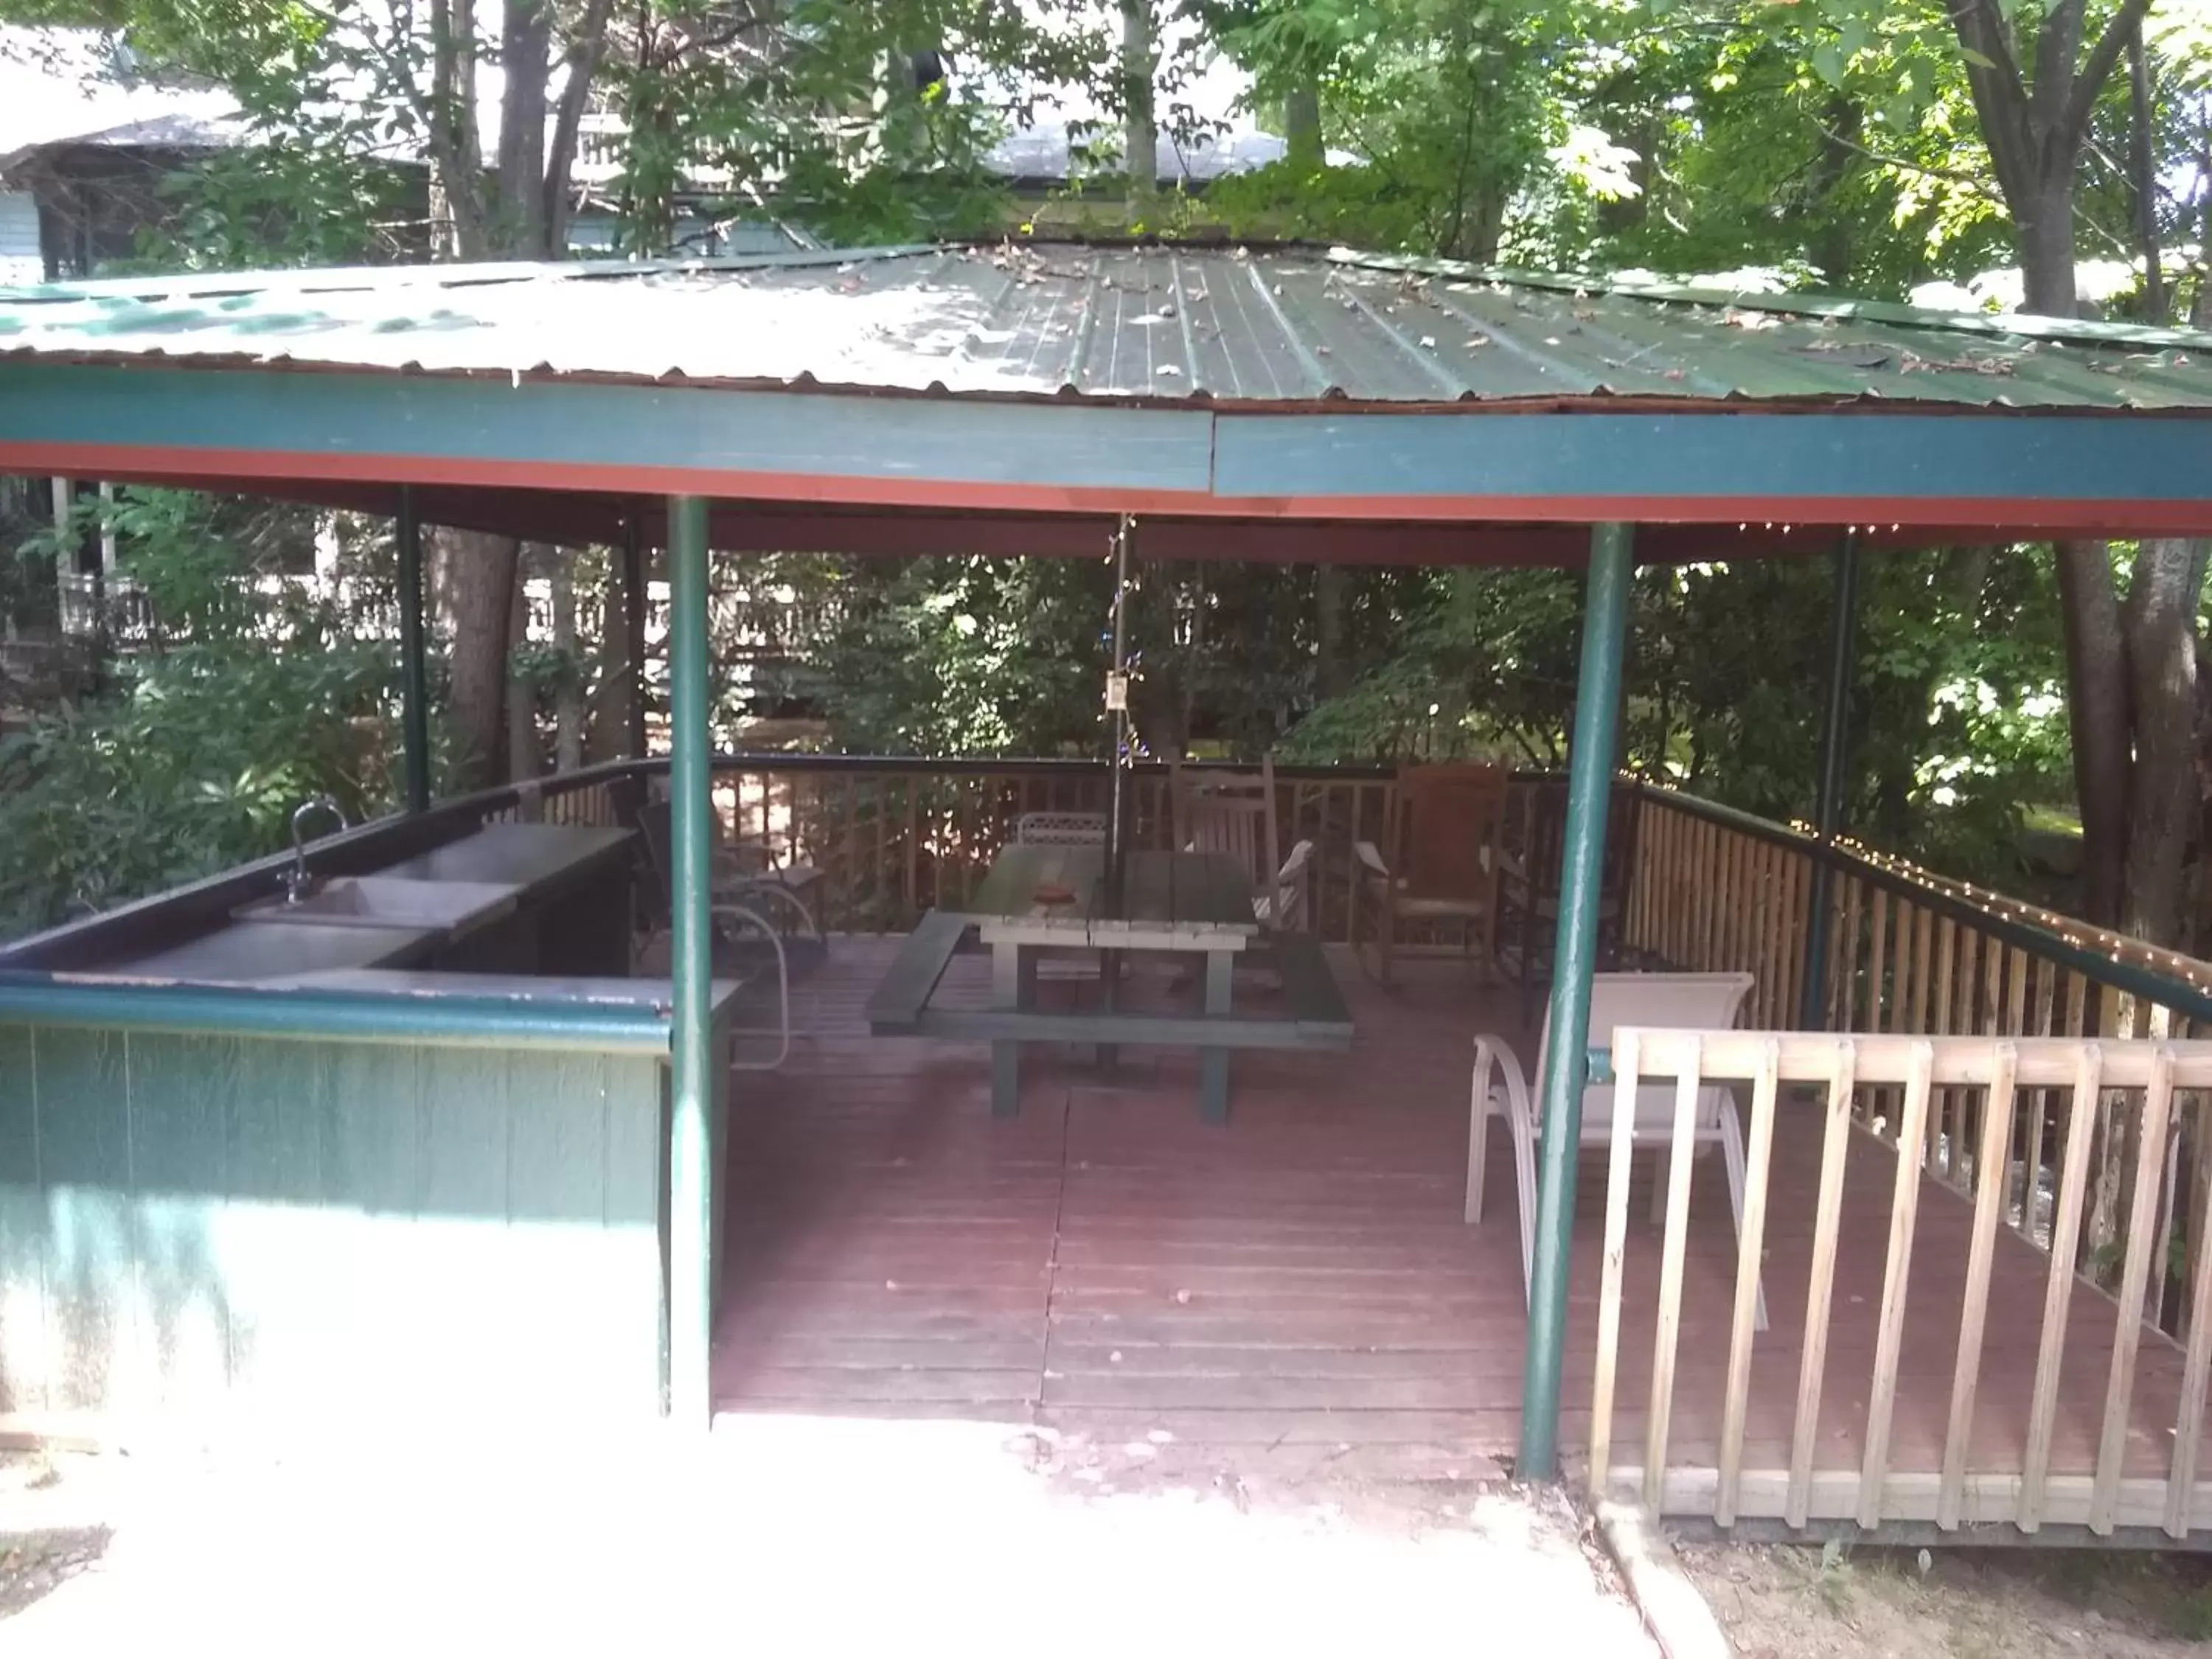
top-left (1640, 779), bottom-right (2212, 992)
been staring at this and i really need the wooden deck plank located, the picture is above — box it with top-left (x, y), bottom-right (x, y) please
top-left (710, 938), bottom-right (2212, 1525)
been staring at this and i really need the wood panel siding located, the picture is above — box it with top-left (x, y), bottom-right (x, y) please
top-left (0, 1023), bottom-right (674, 1432)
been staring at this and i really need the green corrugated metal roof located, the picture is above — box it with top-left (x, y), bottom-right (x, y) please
top-left (4, 242), bottom-right (2211, 411)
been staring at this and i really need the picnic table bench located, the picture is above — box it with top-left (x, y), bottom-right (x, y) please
top-left (866, 846), bottom-right (1353, 1123)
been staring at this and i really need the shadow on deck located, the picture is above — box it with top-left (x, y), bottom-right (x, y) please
top-left (714, 938), bottom-right (2211, 1534)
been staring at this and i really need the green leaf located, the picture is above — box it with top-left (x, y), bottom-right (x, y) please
top-left (1811, 40), bottom-right (1846, 88)
top-left (1958, 45), bottom-right (1996, 69)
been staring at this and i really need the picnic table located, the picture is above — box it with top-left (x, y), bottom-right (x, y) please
top-left (867, 844), bottom-right (1354, 1124)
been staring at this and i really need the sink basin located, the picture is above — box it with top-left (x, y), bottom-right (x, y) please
top-left (233, 876), bottom-right (521, 933)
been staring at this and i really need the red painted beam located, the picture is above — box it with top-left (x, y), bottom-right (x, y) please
top-left (13, 437), bottom-right (2212, 549)
top-left (66, 469), bottom-right (1927, 565)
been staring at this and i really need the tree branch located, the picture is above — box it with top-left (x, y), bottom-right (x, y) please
top-left (1815, 125), bottom-right (2006, 204)
top-left (543, 0), bottom-right (617, 248)
top-left (1951, 0), bottom-right (2034, 128)
top-left (2063, 0), bottom-right (2155, 163)
top-left (1947, 0), bottom-right (2039, 206)
top-left (2031, 0), bottom-right (2085, 145)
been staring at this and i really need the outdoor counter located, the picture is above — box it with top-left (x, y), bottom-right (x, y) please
top-left (0, 818), bottom-right (734, 1438)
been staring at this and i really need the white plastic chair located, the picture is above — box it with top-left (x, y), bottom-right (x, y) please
top-left (1467, 971), bottom-right (1765, 1331)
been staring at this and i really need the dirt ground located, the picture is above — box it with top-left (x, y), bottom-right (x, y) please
top-left (0, 1420), bottom-right (1656, 1656)
top-left (1679, 1536), bottom-right (2212, 1658)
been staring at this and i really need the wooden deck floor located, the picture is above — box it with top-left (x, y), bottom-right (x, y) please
top-left (714, 937), bottom-right (2211, 1520)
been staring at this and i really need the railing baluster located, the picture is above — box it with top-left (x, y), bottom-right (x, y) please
top-left (1938, 1041), bottom-right (2019, 1529)
top-left (2092, 1046), bottom-right (2177, 1534)
top-left (1717, 1037), bottom-right (1781, 1526)
top-left (1858, 1040), bottom-right (1935, 1530)
top-left (1788, 1040), bottom-right (1857, 1528)
top-left (1588, 1029), bottom-right (1644, 1503)
top-left (902, 776), bottom-right (920, 925)
top-left (2169, 1086), bottom-right (2212, 1538)
top-left (1833, 871), bottom-right (1863, 1031)
top-left (1865, 887), bottom-right (1890, 1034)
top-left (1346, 782), bottom-right (1366, 950)
top-left (1644, 1046), bottom-right (1705, 1512)
top-left (1910, 902), bottom-right (1935, 1036)
top-left (2020, 1043), bottom-right (2104, 1533)
top-left (1888, 900), bottom-right (1913, 1036)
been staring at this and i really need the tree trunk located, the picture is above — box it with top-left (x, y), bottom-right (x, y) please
top-left (544, 0), bottom-right (616, 251)
top-left (1284, 85), bottom-right (1322, 172)
top-left (585, 553), bottom-right (629, 764)
top-left (507, 552), bottom-right (540, 784)
top-left (551, 548), bottom-right (584, 773)
top-left (2021, 175), bottom-right (2082, 316)
top-left (2121, 539), bottom-right (2211, 944)
top-left (1804, 93), bottom-right (1860, 291)
top-left (1120, 0), bottom-right (1156, 198)
top-left (2055, 540), bottom-right (2130, 926)
top-left (1315, 563), bottom-right (1347, 699)
top-left (439, 527), bottom-right (521, 789)
top-left (495, 0), bottom-right (554, 254)
top-left (2126, 24), bottom-right (2164, 319)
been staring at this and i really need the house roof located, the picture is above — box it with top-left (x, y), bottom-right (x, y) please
top-left (0, 29), bottom-right (241, 173)
top-left (5, 240), bottom-right (2212, 555)
top-left (982, 123), bottom-right (1360, 186)
top-left (5, 241), bottom-right (2212, 411)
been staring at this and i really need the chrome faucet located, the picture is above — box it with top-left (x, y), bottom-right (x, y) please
top-left (285, 795), bottom-right (350, 904)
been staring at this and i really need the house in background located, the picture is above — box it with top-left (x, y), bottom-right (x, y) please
top-left (981, 119), bottom-right (1363, 236)
top-left (0, 30), bottom-right (244, 282)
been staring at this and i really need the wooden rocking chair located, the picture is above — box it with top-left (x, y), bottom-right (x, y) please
top-left (1354, 762), bottom-right (1511, 984)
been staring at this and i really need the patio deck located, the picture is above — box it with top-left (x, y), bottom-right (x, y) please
top-left (714, 937), bottom-right (2212, 1528)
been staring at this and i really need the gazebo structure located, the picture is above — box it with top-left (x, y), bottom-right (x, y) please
top-left (4, 243), bottom-right (2212, 1540)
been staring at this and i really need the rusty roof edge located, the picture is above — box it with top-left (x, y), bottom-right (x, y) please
top-left (0, 243), bottom-right (946, 307)
top-left (25, 344), bottom-right (2212, 417)
top-left (1321, 246), bottom-right (2212, 358)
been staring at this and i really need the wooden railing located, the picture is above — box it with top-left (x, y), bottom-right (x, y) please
top-left (1628, 787), bottom-right (2212, 1343)
top-left (1590, 1030), bottom-right (2212, 1539)
top-left (515, 755), bottom-right (1405, 943)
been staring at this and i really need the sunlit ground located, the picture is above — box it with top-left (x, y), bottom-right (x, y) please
top-left (0, 1414), bottom-right (1655, 1655)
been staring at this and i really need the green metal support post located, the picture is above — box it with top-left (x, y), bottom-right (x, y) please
top-left (666, 494), bottom-right (714, 1427)
top-left (1518, 521), bottom-right (1635, 1480)
top-left (622, 512), bottom-right (649, 759)
top-left (397, 485), bottom-right (431, 813)
top-left (1800, 532), bottom-right (1862, 1029)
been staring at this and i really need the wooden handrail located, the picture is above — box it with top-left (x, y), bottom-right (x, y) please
top-left (1590, 1028), bottom-right (2212, 1540)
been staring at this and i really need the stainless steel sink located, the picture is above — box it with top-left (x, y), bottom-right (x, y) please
top-left (232, 875), bottom-right (521, 933)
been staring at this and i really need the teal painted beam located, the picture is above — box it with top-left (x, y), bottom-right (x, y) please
top-left (0, 364), bottom-right (1215, 501)
top-left (397, 484), bottom-right (432, 813)
top-left (1519, 521), bottom-right (1635, 1481)
top-left (4, 362), bottom-right (2212, 532)
top-left (1211, 414), bottom-right (2212, 522)
top-left (665, 494), bottom-right (715, 1430)
top-left (1800, 532), bottom-right (1862, 1029)
top-left (0, 976), bottom-right (673, 1054)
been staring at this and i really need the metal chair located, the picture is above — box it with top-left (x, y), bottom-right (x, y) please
top-left (632, 799), bottom-right (824, 1070)
top-left (1354, 762), bottom-right (1512, 984)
